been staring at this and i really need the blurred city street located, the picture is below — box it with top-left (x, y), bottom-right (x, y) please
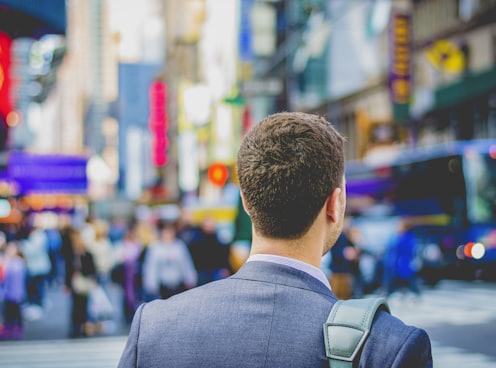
top-left (0, 336), bottom-right (126, 368)
top-left (0, 279), bottom-right (495, 367)
top-left (0, 0), bottom-right (495, 367)
top-left (389, 280), bottom-right (496, 367)
top-left (21, 282), bottom-right (129, 341)
top-left (0, 282), bottom-right (129, 367)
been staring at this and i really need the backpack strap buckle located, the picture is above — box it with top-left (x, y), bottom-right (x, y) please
top-left (323, 298), bottom-right (390, 367)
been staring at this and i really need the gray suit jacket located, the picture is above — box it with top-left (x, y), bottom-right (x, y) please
top-left (118, 261), bottom-right (432, 368)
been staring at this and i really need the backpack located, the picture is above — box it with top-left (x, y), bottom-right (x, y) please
top-left (323, 298), bottom-right (390, 368)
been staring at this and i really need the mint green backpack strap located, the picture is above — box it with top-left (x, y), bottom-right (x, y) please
top-left (323, 298), bottom-right (390, 368)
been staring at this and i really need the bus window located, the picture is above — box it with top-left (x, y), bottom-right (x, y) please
top-left (388, 156), bottom-right (465, 222)
top-left (464, 152), bottom-right (496, 223)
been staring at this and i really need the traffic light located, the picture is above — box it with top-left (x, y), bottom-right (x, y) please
top-left (207, 162), bottom-right (229, 187)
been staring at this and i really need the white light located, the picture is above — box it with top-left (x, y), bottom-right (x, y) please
top-left (251, 3), bottom-right (277, 56)
top-left (215, 105), bottom-right (231, 140)
top-left (213, 105), bottom-right (232, 161)
top-left (86, 155), bottom-right (114, 183)
top-left (183, 85), bottom-right (212, 125)
top-left (471, 243), bottom-right (486, 260)
top-left (178, 131), bottom-right (199, 192)
top-left (126, 128), bottom-right (143, 200)
top-left (0, 199), bottom-right (11, 217)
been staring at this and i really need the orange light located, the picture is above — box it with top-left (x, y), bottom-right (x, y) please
top-left (463, 242), bottom-right (474, 258)
top-left (208, 163), bottom-right (229, 187)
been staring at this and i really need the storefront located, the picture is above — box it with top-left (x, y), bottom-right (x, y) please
top-left (0, 151), bottom-right (89, 225)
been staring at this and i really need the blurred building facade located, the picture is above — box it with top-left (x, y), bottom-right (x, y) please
top-left (1, 0), bottom-right (495, 224)
top-left (243, 0), bottom-right (496, 163)
top-left (411, 0), bottom-right (496, 146)
top-left (0, 0), bottom-right (92, 222)
top-left (161, 0), bottom-right (243, 221)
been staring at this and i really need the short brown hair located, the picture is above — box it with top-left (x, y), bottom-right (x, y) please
top-left (237, 112), bottom-right (345, 239)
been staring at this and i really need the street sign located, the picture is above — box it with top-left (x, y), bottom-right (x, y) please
top-left (242, 78), bottom-right (283, 96)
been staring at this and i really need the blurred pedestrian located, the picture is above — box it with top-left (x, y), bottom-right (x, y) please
top-left (134, 218), bottom-right (157, 302)
top-left (113, 226), bottom-right (142, 323)
top-left (81, 215), bottom-right (96, 250)
top-left (64, 228), bottom-right (97, 338)
top-left (108, 217), bottom-right (127, 244)
top-left (0, 242), bottom-right (26, 340)
top-left (20, 223), bottom-right (51, 319)
top-left (329, 230), bottom-right (358, 300)
top-left (383, 219), bottom-right (422, 299)
top-left (142, 220), bottom-right (197, 301)
top-left (188, 215), bottom-right (231, 285)
top-left (83, 219), bottom-right (116, 334)
top-left (347, 226), bottom-right (365, 297)
top-left (176, 207), bottom-right (201, 247)
top-left (60, 219), bottom-right (75, 280)
top-left (118, 112), bottom-right (432, 368)
top-left (45, 224), bottom-right (63, 287)
top-left (0, 230), bottom-right (6, 279)
top-left (85, 219), bottom-right (115, 286)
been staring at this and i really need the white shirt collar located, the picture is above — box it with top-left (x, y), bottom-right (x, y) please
top-left (246, 254), bottom-right (332, 291)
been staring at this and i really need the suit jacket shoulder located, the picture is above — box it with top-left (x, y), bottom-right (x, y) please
top-left (117, 261), bottom-right (432, 368)
top-left (360, 310), bottom-right (433, 368)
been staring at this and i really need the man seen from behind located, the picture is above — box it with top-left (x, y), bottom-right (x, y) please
top-left (118, 112), bottom-right (432, 367)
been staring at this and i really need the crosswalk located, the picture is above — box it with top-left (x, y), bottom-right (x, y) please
top-left (387, 280), bottom-right (496, 368)
top-left (388, 280), bottom-right (496, 327)
top-left (0, 336), bottom-right (127, 368)
top-left (431, 343), bottom-right (496, 368)
top-left (2, 336), bottom-right (494, 368)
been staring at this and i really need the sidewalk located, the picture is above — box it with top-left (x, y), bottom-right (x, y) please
top-left (19, 282), bottom-right (130, 341)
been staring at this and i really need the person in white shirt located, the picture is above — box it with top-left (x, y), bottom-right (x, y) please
top-left (142, 220), bottom-right (197, 300)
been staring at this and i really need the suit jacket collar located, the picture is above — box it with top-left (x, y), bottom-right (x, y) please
top-left (232, 260), bottom-right (335, 299)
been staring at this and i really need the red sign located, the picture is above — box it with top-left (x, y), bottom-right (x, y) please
top-left (148, 80), bottom-right (168, 166)
top-left (0, 32), bottom-right (13, 119)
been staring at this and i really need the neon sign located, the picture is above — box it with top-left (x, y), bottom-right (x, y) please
top-left (388, 13), bottom-right (411, 105)
top-left (148, 80), bottom-right (168, 167)
top-left (0, 32), bottom-right (13, 119)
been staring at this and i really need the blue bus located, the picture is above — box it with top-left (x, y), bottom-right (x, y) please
top-left (345, 139), bottom-right (496, 287)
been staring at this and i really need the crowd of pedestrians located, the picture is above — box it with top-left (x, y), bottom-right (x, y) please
top-left (321, 216), bottom-right (425, 301)
top-left (0, 208), bottom-right (235, 340)
top-left (0, 203), bottom-right (427, 341)
top-left (0, 218), bottom-right (57, 339)
top-left (0, 240), bottom-right (26, 339)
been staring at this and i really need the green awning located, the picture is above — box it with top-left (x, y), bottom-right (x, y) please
top-left (434, 67), bottom-right (496, 110)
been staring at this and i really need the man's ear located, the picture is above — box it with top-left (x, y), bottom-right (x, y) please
top-left (326, 188), bottom-right (342, 223)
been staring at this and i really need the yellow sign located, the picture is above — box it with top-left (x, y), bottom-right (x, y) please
top-left (425, 40), bottom-right (465, 73)
top-left (389, 13), bottom-right (412, 105)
